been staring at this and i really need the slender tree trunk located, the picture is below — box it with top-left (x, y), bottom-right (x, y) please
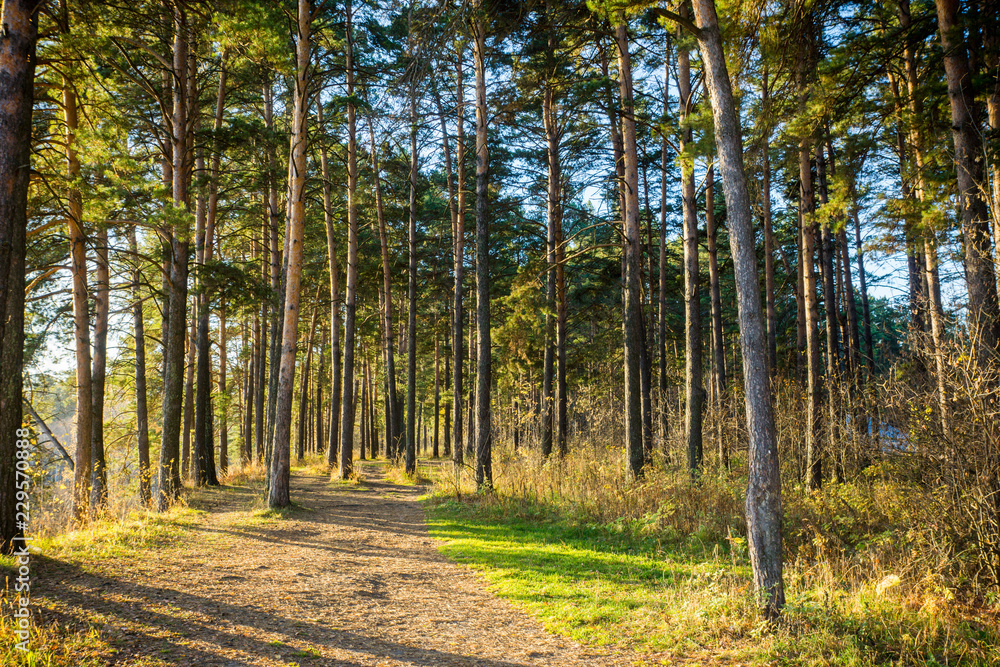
top-left (0, 0), bottom-right (36, 550)
top-left (795, 15), bottom-right (824, 490)
top-left (269, 0), bottom-right (311, 507)
top-left (316, 328), bottom-right (326, 455)
top-left (444, 320), bottom-right (452, 457)
top-left (706, 165), bottom-right (727, 469)
top-left (128, 226), bottom-right (151, 504)
top-left (183, 309), bottom-right (196, 479)
top-left (218, 303), bottom-right (228, 475)
top-left (367, 112), bottom-right (401, 462)
top-left (935, 0), bottom-right (1000, 365)
top-left (317, 100), bottom-right (342, 467)
top-left (91, 227), bottom-right (110, 510)
top-left (434, 333), bottom-right (441, 458)
top-left (692, 0), bottom-right (784, 617)
top-left (816, 144), bottom-right (841, 482)
top-left (897, 0), bottom-right (951, 437)
top-left (678, 26), bottom-right (703, 478)
top-left (658, 41), bottom-right (671, 455)
top-left (339, 0), bottom-right (359, 480)
top-left (64, 76), bottom-right (94, 519)
top-left (264, 76), bottom-right (285, 465)
top-left (193, 150), bottom-right (218, 487)
top-left (542, 82), bottom-right (556, 460)
top-left (298, 294), bottom-right (320, 462)
top-left (156, 5), bottom-right (190, 510)
top-left (473, 13), bottom-right (493, 489)
top-left (614, 22), bottom-right (646, 480)
top-left (406, 29), bottom-right (419, 476)
top-left (453, 40), bottom-right (467, 472)
top-left (762, 67), bottom-right (777, 376)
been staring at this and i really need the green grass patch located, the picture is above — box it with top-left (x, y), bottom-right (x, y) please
top-left (425, 494), bottom-right (1000, 665)
top-left (426, 495), bottom-right (754, 657)
top-left (30, 506), bottom-right (204, 563)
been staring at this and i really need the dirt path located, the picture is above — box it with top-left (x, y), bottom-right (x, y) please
top-left (33, 463), bottom-right (655, 666)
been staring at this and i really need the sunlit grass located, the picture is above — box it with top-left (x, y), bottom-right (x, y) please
top-left (425, 481), bottom-right (1000, 665)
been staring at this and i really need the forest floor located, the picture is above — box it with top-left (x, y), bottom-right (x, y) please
top-left (14, 461), bottom-right (669, 667)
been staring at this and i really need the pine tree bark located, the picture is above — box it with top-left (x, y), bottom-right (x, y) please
top-left (658, 43), bottom-right (671, 454)
top-left (339, 0), bottom-right (360, 480)
top-left (795, 14), bottom-right (824, 490)
top-left (367, 110), bottom-right (401, 462)
top-left (706, 166), bottom-right (727, 469)
top-left (317, 99), bottom-right (342, 467)
top-left (0, 0), bottom-right (37, 551)
top-left (678, 25), bottom-right (703, 478)
top-left (182, 308), bottom-right (196, 479)
top-left (193, 150), bottom-right (219, 487)
top-left (541, 82), bottom-right (557, 460)
top-left (405, 30), bottom-right (419, 476)
top-left (297, 294), bottom-right (320, 462)
top-left (473, 11), bottom-right (493, 489)
top-left (434, 333), bottom-right (441, 458)
top-left (935, 0), bottom-right (1000, 366)
top-left (156, 5), bottom-right (190, 511)
top-left (269, 0), bottom-right (312, 507)
top-left (128, 225), bottom-right (151, 504)
top-left (453, 40), bottom-right (467, 471)
top-left (218, 303), bottom-right (228, 475)
top-left (762, 67), bottom-right (777, 376)
top-left (615, 21), bottom-right (646, 480)
top-left (91, 227), bottom-right (110, 510)
top-left (691, 0), bottom-right (785, 617)
top-left (64, 74), bottom-right (94, 520)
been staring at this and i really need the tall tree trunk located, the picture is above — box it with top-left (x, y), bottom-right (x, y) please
top-left (935, 0), bottom-right (1000, 365)
top-left (795, 14), bottom-right (824, 490)
top-left (542, 81), bottom-right (557, 459)
top-left (264, 77), bottom-right (285, 465)
top-left (705, 165), bottom-right (727, 469)
top-left (195, 60), bottom-right (228, 484)
top-left (318, 99), bottom-right (342, 468)
top-left (316, 329), bottom-right (326, 455)
top-left (91, 227), bottom-right (110, 510)
top-left (0, 0), bottom-right (36, 550)
top-left (678, 25), bottom-right (703, 478)
top-left (156, 5), bottom-right (190, 510)
top-left (762, 67), bottom-right (777, 375)
top-left (128, 226), bottom-right (151, 504)
top-left (453, 40), bottom-right (467, 472)
top-left (898, 0), bottom-right (951, 437)
top-left (193, 151), bottom-right (218, 487)
top-left (658, 41), bottom-right (671, 455)
top-left (692, 0), bottom-right (785, 617)
top-left (218, 303), bottom-right (228, 475)
top-left (269, 0), bottom-right (311, 507)
top-left (64, 73), bottom-right (94, 520)
top-left (816, 144), bottom-right (841, 481)
top-left (473, 12), bottom-right (493, 489)
top-left (444, 319), bottom-right (452, 457)
top-left (298, 294), bottom-right (320, 461)
top-left (432, 77), bottom-right (457, 463)
top-left (339, 0), bottom-right (359, 480)
top-left (367, 112), bottom-right (401, 462)
top-left (406, 25), bottom-right (419, 476)
top-left (434, 333), bottom-right (441, 458)
top-left (615, 21), bottom-right (646, 480)
top-left (182, 307), bottom-right (196, 479)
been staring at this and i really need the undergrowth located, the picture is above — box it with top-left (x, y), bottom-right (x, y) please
top-left (424, 448), bottom-right (1000, 665)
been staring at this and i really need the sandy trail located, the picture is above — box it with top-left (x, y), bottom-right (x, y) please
top-left (33, 462), bottom-right (651, 666)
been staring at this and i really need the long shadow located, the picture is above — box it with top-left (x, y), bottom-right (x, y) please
top-left (32, 555), bottom-right (535, 667)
